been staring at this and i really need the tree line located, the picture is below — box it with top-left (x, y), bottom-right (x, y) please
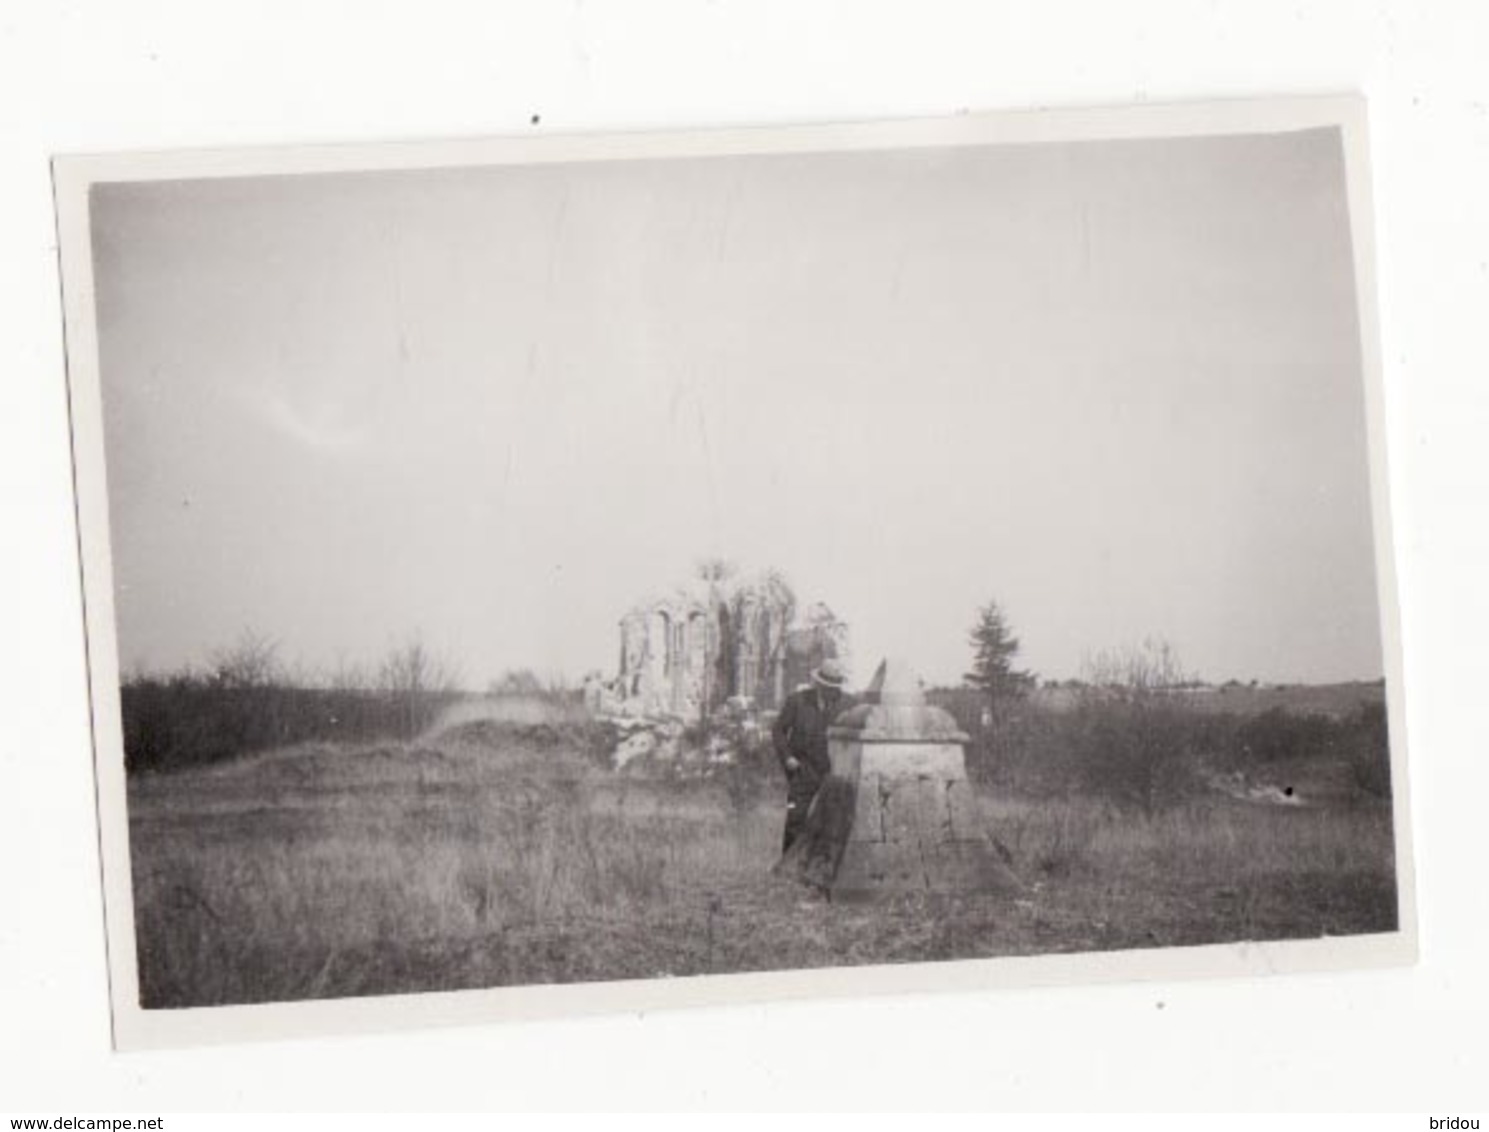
top-left (119, 630), bottom-right (464, 772)
top-left (952, 601), bottom-right (1391, 814)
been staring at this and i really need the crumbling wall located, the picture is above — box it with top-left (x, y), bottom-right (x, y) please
top-left (606, 572), bottom-right (848, 721)
top-left (783, 603), bottom-right (851, 696)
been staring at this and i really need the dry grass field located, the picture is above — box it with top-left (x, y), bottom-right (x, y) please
top-left (127, 717), bottom-right (1398, 1009)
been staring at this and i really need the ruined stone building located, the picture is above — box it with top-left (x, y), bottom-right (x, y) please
top-left (593, 573), bottom-right (849, 721)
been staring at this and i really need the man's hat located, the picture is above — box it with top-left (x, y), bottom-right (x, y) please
top-left (812, 658), bottom-right (847, 689)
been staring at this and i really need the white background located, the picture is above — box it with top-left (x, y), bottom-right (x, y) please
top-left (2, 0), bottom-right (1485, 1112)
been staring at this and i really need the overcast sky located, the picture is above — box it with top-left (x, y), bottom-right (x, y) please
top-left (91, 126), bottom-right (1382, 689)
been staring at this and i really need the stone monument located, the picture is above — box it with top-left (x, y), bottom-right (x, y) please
top-left (778, 657), bottom-right (1021, 901)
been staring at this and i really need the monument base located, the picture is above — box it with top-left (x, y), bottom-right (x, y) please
top-left (774, 659), bottom-right (1024, 902)
top-left (829, 831), bottom-right (1023, 904)
top-left (775, 760), bottom-right (1023, 902)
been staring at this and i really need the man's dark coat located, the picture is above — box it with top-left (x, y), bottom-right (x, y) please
top-left (771, 684), bottom-right (853, 851)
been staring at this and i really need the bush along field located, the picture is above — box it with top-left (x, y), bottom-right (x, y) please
top-left (123, 670), bottom-right (1399, 1009)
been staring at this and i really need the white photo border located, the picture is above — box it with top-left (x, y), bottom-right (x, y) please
top-left (52, 94), bottom-right (1416, 1051)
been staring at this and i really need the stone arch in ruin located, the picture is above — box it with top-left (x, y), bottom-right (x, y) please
top-left (607, 575), bottom-right (848, 721)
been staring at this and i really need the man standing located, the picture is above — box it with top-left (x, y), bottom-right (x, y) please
top-left (771, 658), bottom-right (850, 853)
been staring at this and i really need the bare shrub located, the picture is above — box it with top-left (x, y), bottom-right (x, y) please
top-left (209, 629), bottom-right (282, 688)
top-left (1085, 637), bottom-right (1190, 697)
top-left (1066, 639), bottom-right (1208, 817)
top-left (377, 635), bottom-right (464, 739)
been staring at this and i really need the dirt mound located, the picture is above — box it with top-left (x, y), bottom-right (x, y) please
top-left (436, 717), bottom-right (608, 758)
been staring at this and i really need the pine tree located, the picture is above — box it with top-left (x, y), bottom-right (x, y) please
top-left (964, 601), bottom-right (1034, 725)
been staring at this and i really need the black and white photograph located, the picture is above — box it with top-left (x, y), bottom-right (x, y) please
top-left (55, 99), bottom-right (1411, 1048)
